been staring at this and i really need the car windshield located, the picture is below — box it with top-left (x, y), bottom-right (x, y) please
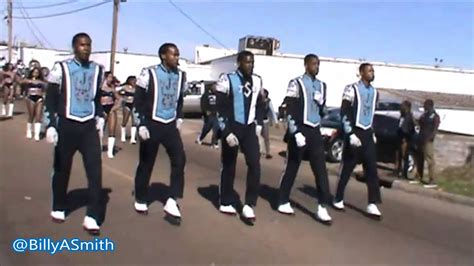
top-left (324, 108), bottom-right (341, 122)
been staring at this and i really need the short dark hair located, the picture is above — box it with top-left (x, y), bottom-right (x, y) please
top-left (237, 50), bottom-right (254, 63)
top-left (401, 100), bottom-right (412, 110)
top-left (158, 43), bottom-right (178, 61)
top-left (359, 63), bottom-right (372, 73)
top-left (72, 32), bottom-right (91, 47)
top-left (304, 54), bottom-right (319, 65)
top-left (424, 99), bottom-right (434, 108)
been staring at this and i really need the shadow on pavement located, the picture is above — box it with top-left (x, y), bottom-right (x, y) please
top-left (65, 187), bottom-right (112, 225)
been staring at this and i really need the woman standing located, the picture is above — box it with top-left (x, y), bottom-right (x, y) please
top-left (21, 67), bottom-right (46, 141)
top-left (101, 71), bottom-right (121, 158)
top-left (1, 63), bottom-right (17, 117)
top-left (117, 76), bottom-right (138, 144)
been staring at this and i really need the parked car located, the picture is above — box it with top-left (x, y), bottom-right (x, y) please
top-left (320, 107), bottom-right (415, 173)
top-left (183, 80), bottom-right (216, 115)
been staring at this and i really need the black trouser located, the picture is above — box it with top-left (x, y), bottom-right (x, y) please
top-left (335, 128), bottom-right (381, 204)
top-left (220, 123), bottom-right (261, 206)
top-left (134, 121), bottom-right (186, 204)
top-left (279, 125), bottom-right (330, 206)
top-left (51, 117), bottom-right (102, 220)
top-left (199, 114), bottom-right (219, 145)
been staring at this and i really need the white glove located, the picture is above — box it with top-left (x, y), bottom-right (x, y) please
top-left (138, 126), bottom-right (150, 141)
top-left (294, 132), bottom-right (306, 147)
top-left (46, 127), bottom-right (58, 145)
top-left (373, 134), bottom-right (377, 144)
top-left (225, 133), bottom-right (239, 147)
top-left (95, 117), bottom-right (105, 131)
top-left (256, 125), bottom-right (262, 136)
top-left (176, 118), bottom-right (183, 131)
top-left (349, 134), bottom-right (362, 147)
top-left (313, 91), bottom-right (324, 105)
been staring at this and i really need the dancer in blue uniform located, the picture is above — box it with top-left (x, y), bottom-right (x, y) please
top-left (277, 54), bottom-right (332, 224)
top-left (133, 43), bottom-right (187, 225)
top-left (333, 63), bottom-right (382, 219)
top-left (44, 33), bottom-right (105, 235)
top-left (215, 50), bottom-right (264, 223)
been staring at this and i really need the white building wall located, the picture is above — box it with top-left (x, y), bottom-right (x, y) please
top-left (194, 46), bottom-right (237, 64)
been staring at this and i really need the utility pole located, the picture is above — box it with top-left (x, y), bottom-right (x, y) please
top-left (7, 0), bottom-right (13, 62)
top-left (109, 0), bottom-right (121, 74)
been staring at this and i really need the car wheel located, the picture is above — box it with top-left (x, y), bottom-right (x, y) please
top-left (328, 138), bottom-right (344, 162)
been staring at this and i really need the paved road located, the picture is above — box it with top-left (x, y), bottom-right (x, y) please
top-left (1, 106), bottom-right (473, 265)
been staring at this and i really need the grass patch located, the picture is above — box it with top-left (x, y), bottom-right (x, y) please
top-left (436, 165), bottom-right (474, 198)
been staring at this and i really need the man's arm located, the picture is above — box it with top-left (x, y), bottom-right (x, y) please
top-left (44, 63), bottom-right (62, 128)
top-left (340, 84), bottom-right (356, 136)
top-left (94, 65), bottom-right (105, 118)
top-left (429, 113), bottom-right (441, 141)
top-left (176, 71), bottom-right (187, 120)
top-left (133, 68), bottom-right (151, 126)
top-left (285, 79), bottom-right (302, 135)
top-left (255, 78), bottom-right (265, 126)
top-left (216, 73), bottom-right (233, 138)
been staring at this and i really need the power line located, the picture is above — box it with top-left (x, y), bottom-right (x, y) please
top-left (18, 0), bottom-right (54, 48)
top-left (14, 0), bottom-right (79, 10)
top-left (168, 0), bottom-right (229, 50)
top-left (12, 1), bottom-right (111, 20)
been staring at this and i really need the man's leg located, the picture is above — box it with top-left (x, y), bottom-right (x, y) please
top-left (78, 121), bottom-right (103, 220)
top-left (220, 135), bottom-right (239, 206)
top-left (134, 125), bottom-right (160, 204)
top-left (308, 129), bottom-right (331, 206)
top-left (360, 130), bottom-right (381, 204)
top-left (240, 127), bottom-right (261, 206)
top-left (162, 126), bottom-right (186, 199)
top-left (334, 138), bottom-right (359, 203)
top-left (51, 120), bottom-right (78, 212)
top-left (425, 141), bottom-right (436, 183)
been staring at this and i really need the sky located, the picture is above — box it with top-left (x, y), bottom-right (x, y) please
top-left (2, 0), bottom-right (473, 69)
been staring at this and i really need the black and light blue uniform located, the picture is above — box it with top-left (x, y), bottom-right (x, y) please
top-left (216, 70), bottom-right (264, 207)
top-left (278, 74), bottom-right (331, 206)
top-left (44, 58), bottom-right (105, 220)
top-left (335, 80), bottom-right (381, 204)
top-left (133, 64), bottom-right (187, 204)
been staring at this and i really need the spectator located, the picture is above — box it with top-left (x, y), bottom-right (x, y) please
top-left (258, 89), bottom-right (278, 159)
top-left (196, 82), bottom-right (219, 148)
top-left (412, 99), bottom-right (440, 188)
top-left (396, 100), bottom-right (416, 179)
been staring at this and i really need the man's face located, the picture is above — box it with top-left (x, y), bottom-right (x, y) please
top-left (361, 65), bottom-right (375, 82)
top-left (305, 57), bottom-right (320, 76)
top-left (162, 46), bottom-right (180, 69)
top-left (424, 101), bottom-right (433, 112)
top-left (238, 55), bottom-right (254, 77)
top-left (74, 36), bottom-right (92, 62)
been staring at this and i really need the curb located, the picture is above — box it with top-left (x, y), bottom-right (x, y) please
top-left (391, 180), bottom-right (474, 208)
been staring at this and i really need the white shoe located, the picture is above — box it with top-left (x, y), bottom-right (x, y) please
top-left (82, 216), bottom-right (100, 235)
top-left (107, 137), bottom-right (115, 158)
top-left (134, 202), bottom-right (148, 214)
top-left (195, 137), bottom-right (202, 145)
top-left (26, 123), bottom-right (33, 139)
top-left (333, 200), bottom-right (345, 211)
top-left (242, 205), bottom-right (256, 220)
top-left (366, 204), bottom-right (382, 218)
top-left (277, 202), bottom-right (295, 215)
top-left (164, 198), bottom-right (181, 218)
top-left (130, 127), bottom-right (137, 144)
top-left (316, 205), bottom-right (332, 224)
top-left (50, 211), bottom-right (65, 223)
top-left (34, 122), bottom-right (41, 141)
top-left (213, 144), bottom-right (219, 149)
top-left (121, 127), bottom-right (126, 142)
top-left (219, 205), bottom-right (237, 215)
